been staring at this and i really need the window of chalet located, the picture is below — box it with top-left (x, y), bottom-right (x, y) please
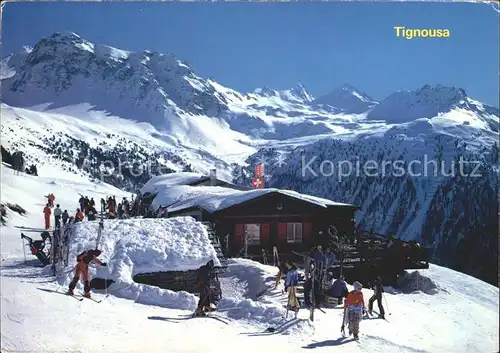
top-left (244, 224), bottom-right (261, 245)
top-left (286, 222), bottom-right (303, 243)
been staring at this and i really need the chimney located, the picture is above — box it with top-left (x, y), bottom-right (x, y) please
top-left (209, 169), bottom-right (217, 186)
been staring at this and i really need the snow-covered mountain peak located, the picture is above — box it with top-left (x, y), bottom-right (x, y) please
top-left (367, 84), bottom-right (478, 123)
top-left (252, 83), bottom-right (313, 103)
top-left (311, 83), bottom-right (378, 113)
top-left (286, 82), bottom-right (313, 102)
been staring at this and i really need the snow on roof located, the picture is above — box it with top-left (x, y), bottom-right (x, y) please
top-left (150, 184), bottom-right (356, 214)
top-left (68, 217), bottom-right (220, 276)
top-left (140, 172), bottom-right (207, 195)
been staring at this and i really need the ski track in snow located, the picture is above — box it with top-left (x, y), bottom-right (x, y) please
top-left (1, 165), bottom-right (499, 353)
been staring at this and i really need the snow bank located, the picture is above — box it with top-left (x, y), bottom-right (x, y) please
top-left (398, 270), bottom-right (439, 295)
top-left (140, 172), bottom-right (206, 194)
top-left (217, 258), bottom-right (314, 335)
top-left (58, 217), bottom-right (220, 310)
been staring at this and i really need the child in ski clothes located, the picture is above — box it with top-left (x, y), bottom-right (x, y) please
top-left (344, 281), bottom-right (366, 339)
top-left (368, 276), bottom-right (385, 319)
top-left (68, 249), bottom-right (107, 298)
top-left (43, 204), bottom-right (52, 229)
top-left (285, 263), bottom-right (300, 311)
top-left (53, 204), bottom-right (62, 228)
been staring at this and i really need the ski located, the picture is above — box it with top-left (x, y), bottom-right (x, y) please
top-left (190, 312), bottom-right (229, 325)
top-left (82, 294), bottom-right (108, 303)
top-left (66, 293), bottom-right (84, 301)
top-left (309, 262), bottom-right (316, 321)
top-left (40, 287), bottom-right (84, 301)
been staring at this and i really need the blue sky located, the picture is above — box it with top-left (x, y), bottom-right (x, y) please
top-left (3, 2), bottom-right (499, 106)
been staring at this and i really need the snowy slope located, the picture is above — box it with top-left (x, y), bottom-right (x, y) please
top-left (0, 103), bottom-right (243, 187)
top-left (0, 167), bottom-right (499, 353)
top-left (1, 163), bottom-right (499, 353)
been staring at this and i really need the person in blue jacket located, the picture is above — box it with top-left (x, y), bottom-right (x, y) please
top-left (330, 275), bottom-right (349, 305)
top-left (310, 245), bottom-right (325, 264)
top-left (284, 263), bottom-right (300, 312)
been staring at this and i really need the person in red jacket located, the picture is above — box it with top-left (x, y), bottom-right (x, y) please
top-left (343, 281), bottom-right (366, 340)
top-left (67, 249), bottom-right (107, 298)
top-left (48, 193), bottom-right (55, 207)
top-left (75, 209), bottom-right (84, 222)
top-left (43, 203), bottom-right (51, 229)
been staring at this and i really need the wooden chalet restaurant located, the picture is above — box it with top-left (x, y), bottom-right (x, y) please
top-left (134, 168), bottom-right (429, 289)
top-left (137, 170), bottom-right (358, 261)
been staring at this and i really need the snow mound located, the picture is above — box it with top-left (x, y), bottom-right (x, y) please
top-left (217, 259), bottom-right (314, 335)
top-left (398, 270), bottom-right (439, 295)
top-left (58, 217), bottom-right (220, 310)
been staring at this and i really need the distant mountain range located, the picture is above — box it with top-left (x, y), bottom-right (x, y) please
top-left (1, 31), bottom-right (498, 285)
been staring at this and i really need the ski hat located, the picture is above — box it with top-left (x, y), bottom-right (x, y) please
top-left (353, 281), bottom-right (363, 291)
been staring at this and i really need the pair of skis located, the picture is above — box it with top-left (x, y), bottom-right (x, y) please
top-left (65, 290), bottom-right (108, 303)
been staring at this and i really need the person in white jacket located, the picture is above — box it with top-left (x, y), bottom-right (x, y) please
top-left (54, 204), bottom-right (62, 229)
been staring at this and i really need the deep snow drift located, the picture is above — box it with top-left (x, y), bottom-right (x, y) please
top-left (57, 217), bottom-right (220, 310)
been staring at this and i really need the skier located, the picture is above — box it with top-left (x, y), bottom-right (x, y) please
top-left (331, 275), bottom-right (349, 306)
top-left (343, 281), bottom-right (366, 340)
top-left (53, 204), bottom-right (62, 229)
top-left (195, 260), bottom-right (215, 316)
top-left (43, 203), bottom-right (51, 229)
top-left (83, 197), bottom-right (90, 215)
top-left (117, 203), bottom-right (123, 219)
top-left (284, 263), bottom-right (300, 314)
top-left (67, 249), bottom-right (107, 298)
top-left (62, 210), bottom-right (69, 226)
top-left (368, 276), bottom-right (385, 319)
top-left (78, 196), bottom-right (85, 212)
top-left (75, 208), bottom-right (84, 222)
top-left (89, 197), bottom-right (95, 208)
top-left (48, 193), bottom-right (55, 208)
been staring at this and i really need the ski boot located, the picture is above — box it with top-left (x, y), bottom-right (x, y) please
top-left (83, 292), bottom-right (91, 299)
top-left (194, 308), bottom-right (206, 317)
top-left (67, 289), bottom-right (74, 296)
top-left (354, 333), bottom-right (359, 340)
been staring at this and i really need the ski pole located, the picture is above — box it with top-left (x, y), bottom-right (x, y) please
top-left (341, 307), bottom-right (346, 335)
top-left (383, 295), bottom-right (391, 315)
